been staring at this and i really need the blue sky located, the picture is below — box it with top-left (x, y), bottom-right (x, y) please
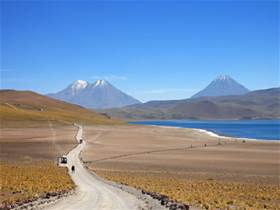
top-left (1, 1), bottom-right (279, 102)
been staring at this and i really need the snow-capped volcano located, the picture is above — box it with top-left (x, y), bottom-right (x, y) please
top-left (192, 75), bottom-right (249, 98)
top-left (47, 79), bottom-right (141, 109)
top-left (47, 80), bottom-right (88, 101)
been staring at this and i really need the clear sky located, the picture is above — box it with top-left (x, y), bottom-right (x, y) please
top-left (1, 1), bottom-right (279, 102)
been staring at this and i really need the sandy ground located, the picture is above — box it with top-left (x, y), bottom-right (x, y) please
top-left (0, 125), bottom-right (77, 162)
top-left (44, 125), bottom-right (162, 210)
top-left (82, 125), bottom-right (280, 184)
top-left (1, 123), bottom-right (279, 209)
top-left (0, 124), bottom-right (165, 210)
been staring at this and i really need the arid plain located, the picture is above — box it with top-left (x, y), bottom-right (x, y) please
top-left (82, 125), bottom-right (280, 209)
top-left (1, 123), bottom-right (279, 209)
top-left (0, 126), bottom-right (77, 162)
top-left (0, 126), bottom-right (77, 208)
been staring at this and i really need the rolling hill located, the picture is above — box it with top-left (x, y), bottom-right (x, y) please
top-left (102, 88), bottom-right (280, 120)
top-left (0, 90), bottom-right (123, 127)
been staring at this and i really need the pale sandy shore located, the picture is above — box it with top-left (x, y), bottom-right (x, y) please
top-left (82, 124), bottom-right (280, 184)
top-left (149, 124), bottom-right (280, 142)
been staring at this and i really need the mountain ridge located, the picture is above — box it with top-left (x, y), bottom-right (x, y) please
top-left (48, 80), bottom-right (141, 109)
top-left (102, 87), bottom-right (280, 120)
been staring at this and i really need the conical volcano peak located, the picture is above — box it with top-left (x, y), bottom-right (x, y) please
top-left (192, 75), bottom-right (249, 98)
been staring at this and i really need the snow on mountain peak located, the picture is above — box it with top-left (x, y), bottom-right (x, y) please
top-left (215, 75), bottom-right (231, 81)
top-left (93, 79), bottom-right (108, 87)
top-left (71, 80), bottom-right (88, 90)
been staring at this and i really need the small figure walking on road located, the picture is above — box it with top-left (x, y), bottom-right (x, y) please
top-left (71, 165), bottom-right (75, 173)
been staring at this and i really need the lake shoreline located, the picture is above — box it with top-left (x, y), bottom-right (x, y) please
top-left (129, 120), bottom-right (280, 141)
top-left (146, 125), bottom-right (280, 143)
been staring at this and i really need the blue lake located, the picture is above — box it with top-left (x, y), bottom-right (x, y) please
top-left (129, 120), bottom-right (280, 140)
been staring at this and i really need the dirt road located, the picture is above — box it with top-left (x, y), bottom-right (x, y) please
top-left (44, 125), bottom-right (149, 210)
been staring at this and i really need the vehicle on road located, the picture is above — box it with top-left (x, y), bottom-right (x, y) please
top-left (58, 155), bottom-right (67, 164)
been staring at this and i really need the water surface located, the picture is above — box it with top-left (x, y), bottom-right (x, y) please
top-left (129, 120), bottom-right (280, 140)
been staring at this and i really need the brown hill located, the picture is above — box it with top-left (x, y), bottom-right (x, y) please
top-left (102, 88), bottom-right (280, 120)
top-left (0, 90), bottom-right (122, 127)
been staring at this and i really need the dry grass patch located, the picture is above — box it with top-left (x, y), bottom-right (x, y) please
top-left (0, 161), bottom-right (74, 208)
top-left (95, 170), bottom-right (280, 210)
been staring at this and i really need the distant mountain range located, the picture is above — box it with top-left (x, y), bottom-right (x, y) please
top-left (191, 75), bottom-right (249, 98)
top-left (47, 80), bottom-right (141, 109)
top-left (102, 87), bottom-right (280, 120)
top-left (46, 75), bottom-right (279, 120)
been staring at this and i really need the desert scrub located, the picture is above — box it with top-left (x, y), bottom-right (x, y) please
top-left (95, 170), bottom-right (280, 210)
top-left (0, 161), bottom-right (74, 208)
